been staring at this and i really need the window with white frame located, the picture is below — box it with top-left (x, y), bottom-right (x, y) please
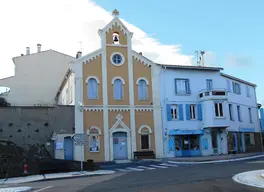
top-left (175, 79), bottom-right (190, 94)
top-left (206, 79), bottom-right (213, 91)
top-left (138, 79), bottom-right (148, 100)
top-left (232, 82), bottom-right (241, 94)
top-left (190, 104), bottom-right (196, 120)
top-left (246, 86), bottom-right (250, 97)
top-left (214, 102), bottom-right (224, 117)
top-left (113, 78), bottom-right (124, 100)
top-left (139, 126), bottom-right (152, 150)
top-left (249, 108), bottom-right (253, 123)
top-left (87, 78), bottom-right (98, 99)
top-left (170, 105), bottom-right (179, 120)
top-left (229, 104), bottom-right (234, 120)
top-left (87, 126), bottom-right (101, 152)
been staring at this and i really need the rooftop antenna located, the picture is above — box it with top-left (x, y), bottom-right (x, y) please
top-left (200, 51), bottom-right (205, 66)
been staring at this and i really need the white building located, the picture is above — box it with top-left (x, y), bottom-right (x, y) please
top-left (0, 45), bottom-right (75, 106)
top-left (160, 64), bottom-right (262, 157)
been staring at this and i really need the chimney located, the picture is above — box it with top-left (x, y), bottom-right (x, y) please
top-left (139, 52), bottom-right (142, 55)
top-left (37, 44), bottom-right (41, 53)
top-left (26, 47), bottom-right (30, 55)
top-left (76, 51), bottom-right (82, 59)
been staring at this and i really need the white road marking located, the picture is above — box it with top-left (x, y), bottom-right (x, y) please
top-left (33, 186), bottom-right (53, 192)
top-left (149, 165), bottom-right (168, 168)
top-left (126, 167), bottom-right (144, 171)
top-left (115, 169), bottom-right (132, 172)
top-left (159, 163), bottom-right (179, 167)
top-left (137, 166), bottom-right (156, 170)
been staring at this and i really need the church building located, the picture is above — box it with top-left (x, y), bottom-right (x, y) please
top-left (72, 10), bottom-right (163, 162)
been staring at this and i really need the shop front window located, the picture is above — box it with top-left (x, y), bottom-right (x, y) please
top-left (190, 135), bottom-right (200, 150)
top-left (245, 133), bottom-right (255, 146)
top-left (182, 136), bottom-right (189, 150)
top-left (174, 136), bottom-right (181, 151)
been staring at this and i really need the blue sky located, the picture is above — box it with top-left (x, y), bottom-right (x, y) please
top-left (94, 0), bottom-right (264, 104)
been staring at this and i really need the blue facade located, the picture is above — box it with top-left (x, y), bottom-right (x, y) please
top-left (160, 66), bottom-right (261, 157)
top-left (165, 103), bottom-right (204, 157)
top-left (260, 108), bottom-right (264, 131)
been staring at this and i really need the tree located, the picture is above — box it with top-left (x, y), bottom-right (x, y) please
top-left (0, 97), bottom-right (10, 107)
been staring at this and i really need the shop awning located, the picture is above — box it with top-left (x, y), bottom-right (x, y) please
top-left (239, 128), bottom-right (255, 132)
top-left (169, 129), bottom-right (204, 135)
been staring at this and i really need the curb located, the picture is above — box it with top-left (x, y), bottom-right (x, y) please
top-left (0, 186), bottom-right (32, 192)
top-left (232, 169), bottom-right (264, 189)
top-left (0, 170), bottom-right (116, 185)
top-left (168, 154), bottom-right (264, 165)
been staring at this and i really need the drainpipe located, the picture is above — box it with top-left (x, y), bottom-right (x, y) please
top-left (254, 87), bottom-right (263, 152)
top-left (160, 66), bottom-right (167, 157)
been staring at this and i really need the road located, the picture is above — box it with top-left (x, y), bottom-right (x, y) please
top-left (3, 160), bottom-right (264, 192)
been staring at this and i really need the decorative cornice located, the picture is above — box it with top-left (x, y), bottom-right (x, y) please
top-left (135, 108), bottom-right (153, 112)
top-left (83, 108), bottom-right (103, 112)
top-left (106, 44), bottom-right (128, 48)
top-left (82, 105), bottom-right (154, 112)
top-left (132, 51), bottom-right (153, 67)
top-left (103, 18), bottom-right (132, 37)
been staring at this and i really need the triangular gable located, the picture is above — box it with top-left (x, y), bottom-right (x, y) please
top-left (109, 114), bottom-right (130, 132)
top-left (98, 17), bottom-right (133, 38)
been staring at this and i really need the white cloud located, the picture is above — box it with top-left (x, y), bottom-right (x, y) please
top-left (0, 0), bottom-right (192, 80)
top-left (225, 54), bottom-right (252, 67)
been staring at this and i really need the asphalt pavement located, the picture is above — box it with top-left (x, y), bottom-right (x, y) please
top-left (3, 159), bottom-right (264, 192)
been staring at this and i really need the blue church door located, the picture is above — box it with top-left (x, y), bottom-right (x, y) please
top-left (113, 132), bottom-right (128, 160)
top-left (64, 137), bottom-right (74, 160)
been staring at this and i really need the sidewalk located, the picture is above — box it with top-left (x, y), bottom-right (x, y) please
top-left (0, 186), bottom-right (32, 192)
top-left (0, 170), bottom-right (115, 185)
top-left (233, 169), bottom-right (264, 188)
top-left (166, 152), bottom-right (264, 164)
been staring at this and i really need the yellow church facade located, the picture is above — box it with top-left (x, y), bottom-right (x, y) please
top-left (72, 10), bottom-right (163, 162)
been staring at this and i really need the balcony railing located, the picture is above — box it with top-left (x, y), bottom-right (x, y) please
top-left (198, 88), bottom-right (227, 100)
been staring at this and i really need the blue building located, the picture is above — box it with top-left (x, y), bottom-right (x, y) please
top-left (159, 64), bottom-right (261, 157)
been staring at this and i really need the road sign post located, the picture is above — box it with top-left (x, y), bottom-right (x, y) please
top-left (72, 133), bottom-right (89, 171)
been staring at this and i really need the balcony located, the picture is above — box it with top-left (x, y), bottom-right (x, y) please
top-left (198, 89), bottom-right (227, 101)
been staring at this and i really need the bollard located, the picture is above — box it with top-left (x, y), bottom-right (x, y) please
top-left (24, 163), bottom-right (28, 175)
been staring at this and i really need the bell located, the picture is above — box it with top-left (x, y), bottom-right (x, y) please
top-left (113, 36), bottom-right (119, 42)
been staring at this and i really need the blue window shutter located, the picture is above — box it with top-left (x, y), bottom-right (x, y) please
top-left (166, 104), bottom-right (172, 121)
top-left (186, 80), bottom-right (190, 94)
top-left (185, 104), bottom-right (190, 120)
top-left (175, 79), bottom-right (178, 94)
top-left (238, 84), bottom-right (241, 94)
top-left (198, 104), bottom-right (203, 120)
top-left (179, 104), bottom-right (184, 120)
top-left (232, 82), bottom-right (235, 93)
top-left (167, 136), bottom-right (175, 152)
top-left (226, 80), bottom-right (231, 92)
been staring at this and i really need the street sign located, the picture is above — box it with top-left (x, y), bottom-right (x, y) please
top-left (72, 133), bottom-right (89, 146)
top-left (71, 133), bottom-right (89, 171)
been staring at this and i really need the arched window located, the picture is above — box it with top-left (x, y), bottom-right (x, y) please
top-left (112, 77), bottom-right (125, 100)
top-left (138, 125), bottom-right (152, 150)
top-left (86, 77), bottom-right (99, 99)
top-left (87, 126), bottom-right (101, 152)
top-left (136, 78), bottom-right (149, 101)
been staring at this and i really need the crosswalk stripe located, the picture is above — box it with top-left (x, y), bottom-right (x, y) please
top-left (116, 168), bottom-right (132, 172)
top-left (159, 163), bottom-right (179, 167)
top-left (149, 165), bottom-right (168, 168)
top-left (137, 166), bottom-right (156, 170)
top-left (126, 167), bottom-right (144, 171)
